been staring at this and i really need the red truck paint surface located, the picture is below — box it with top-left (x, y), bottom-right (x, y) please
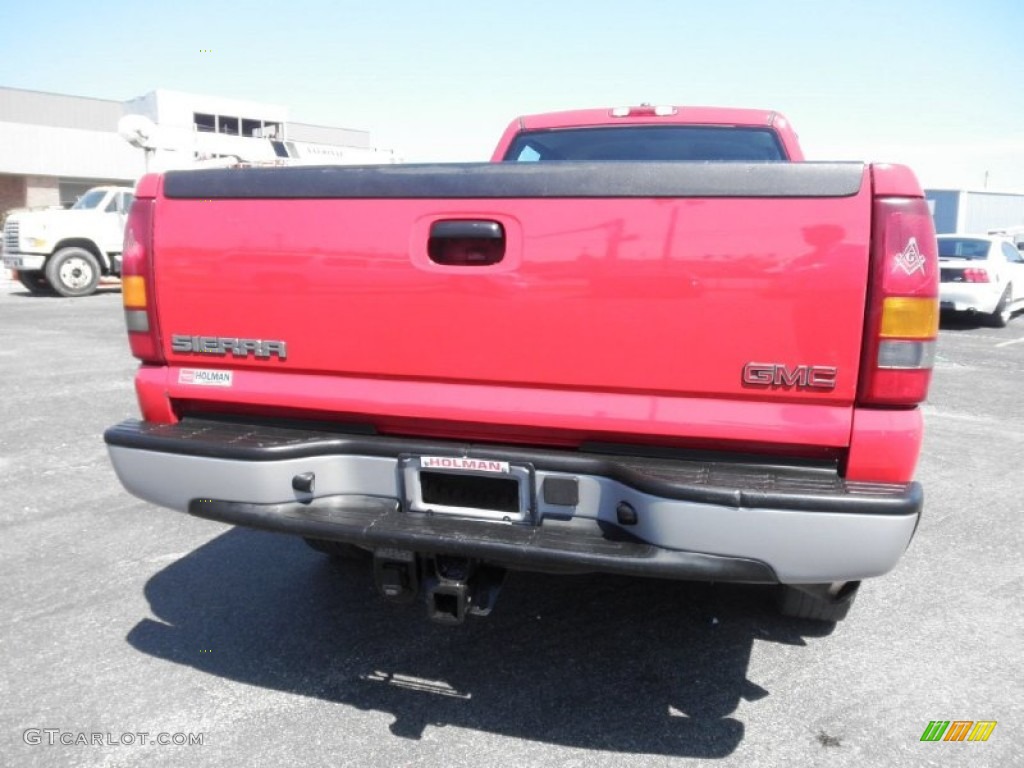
top-left (152, 193), bottom-right (870, 395)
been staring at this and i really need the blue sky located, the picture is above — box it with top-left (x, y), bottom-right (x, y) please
top-left (4, 0), bottom-right (1024, 188)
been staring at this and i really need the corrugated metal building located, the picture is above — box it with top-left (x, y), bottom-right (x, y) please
top-left (925, 188), bottom-right (1024, 234)
top-left (0, 86), bottom-right (389, 214)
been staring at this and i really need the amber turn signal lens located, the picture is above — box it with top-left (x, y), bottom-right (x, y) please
top-left (122, 275), bottom-right (147, 309)
top-left (879, 297), bottom-right (938, 339)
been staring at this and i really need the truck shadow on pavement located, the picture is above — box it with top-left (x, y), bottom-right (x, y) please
top-left (127, 528), bottom-right (834, 758)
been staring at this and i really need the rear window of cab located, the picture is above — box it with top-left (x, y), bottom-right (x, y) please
top-left (503, 126), bottom-right (787, 163)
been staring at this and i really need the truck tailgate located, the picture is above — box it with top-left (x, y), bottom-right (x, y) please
top-left (151, 162), bottom-right (872, 448)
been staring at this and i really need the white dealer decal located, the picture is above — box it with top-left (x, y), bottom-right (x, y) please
top-left (895, 237), bottom-right (926, 276)
top-left (420, 456), bottom-right (509, 473)
top-left (178, 369), bottom-right (233, 387)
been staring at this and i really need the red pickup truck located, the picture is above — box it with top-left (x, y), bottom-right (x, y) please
top-left (105, 106), bottom-right (939, 625)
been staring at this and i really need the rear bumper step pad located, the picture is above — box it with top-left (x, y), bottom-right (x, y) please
top-left (189, 494), bottom-right (778, 583)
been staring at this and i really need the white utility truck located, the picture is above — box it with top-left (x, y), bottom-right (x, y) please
top-left (3, 186), bottom-right (134, 296)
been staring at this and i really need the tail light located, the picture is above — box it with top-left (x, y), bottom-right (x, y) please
top-left (121, 198), bottom-right (164, 363)
top-left (858, 197), bottom-right (939, 406)
top-left (962, 268), bottom-right (990, 283)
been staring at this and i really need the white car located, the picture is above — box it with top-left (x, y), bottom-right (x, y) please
top-left (938, 234), bottom-right (1024, 327)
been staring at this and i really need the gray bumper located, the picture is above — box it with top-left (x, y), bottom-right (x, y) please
top-left (3, 253), bottom-right (46, 271)
top-left (104, 418), bottom-right (922, 584)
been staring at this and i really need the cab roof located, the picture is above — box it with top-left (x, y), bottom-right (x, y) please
top-left (516, 106), bottom-right (781, 131)
top-left (491, 106), bottom-right (803, 162)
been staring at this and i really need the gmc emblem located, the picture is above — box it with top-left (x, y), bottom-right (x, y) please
top-left (742, 363), bottom-right (837, 390)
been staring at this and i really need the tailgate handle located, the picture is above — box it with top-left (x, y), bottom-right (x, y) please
top-left (428, 220), bottom-right (505, 266)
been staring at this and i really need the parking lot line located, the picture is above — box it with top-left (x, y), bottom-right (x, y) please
top-left (994, 337), bottom-right (1024, 348)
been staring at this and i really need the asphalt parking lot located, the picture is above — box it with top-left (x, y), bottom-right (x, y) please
top-left (1, 279), bottom-right (1020, 767)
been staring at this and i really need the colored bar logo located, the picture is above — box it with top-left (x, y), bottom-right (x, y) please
top-left (920, 721), bottom-right (997, 742)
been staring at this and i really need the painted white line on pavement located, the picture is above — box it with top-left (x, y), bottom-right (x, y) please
top-left (994, 337), bottom-right (1024, 348)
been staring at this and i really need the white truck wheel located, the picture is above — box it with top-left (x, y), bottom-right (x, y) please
top-left (45, 247), bottom-right (101, 297)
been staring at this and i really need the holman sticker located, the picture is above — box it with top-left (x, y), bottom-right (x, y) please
top-left (420, 456), bottom-right (509, 473)
top-left (179, 369), bottom-right (233, 387)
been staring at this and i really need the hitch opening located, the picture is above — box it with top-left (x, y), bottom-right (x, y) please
top-left (425, 558), bottom-right (508, 624)
top-left (426, 580), bottom-right (470, 625)
top-left (373, 550), bottom-right (507, 624)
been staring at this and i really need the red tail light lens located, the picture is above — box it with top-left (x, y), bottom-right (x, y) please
top-left (962, 268), bottom-right (990, 283)
top-left (858, 197), bottom-right (939, 406)
top-left (121, 198), bottom-right (164, 363)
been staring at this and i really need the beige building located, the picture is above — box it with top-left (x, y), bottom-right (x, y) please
top-left (0, 86), bottom-right (391, 214)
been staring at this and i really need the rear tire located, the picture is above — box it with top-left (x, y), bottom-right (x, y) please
top-left (303, 537), bottom-right (370, 560)
top-left (45, 247), bottom-right (101, 297)
top-left (989, 286), bottom-right (1013, 328)
top-left (16, 270), bottom-right (54, 295)
top-left (778, 582), bottom-right (860, 622)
